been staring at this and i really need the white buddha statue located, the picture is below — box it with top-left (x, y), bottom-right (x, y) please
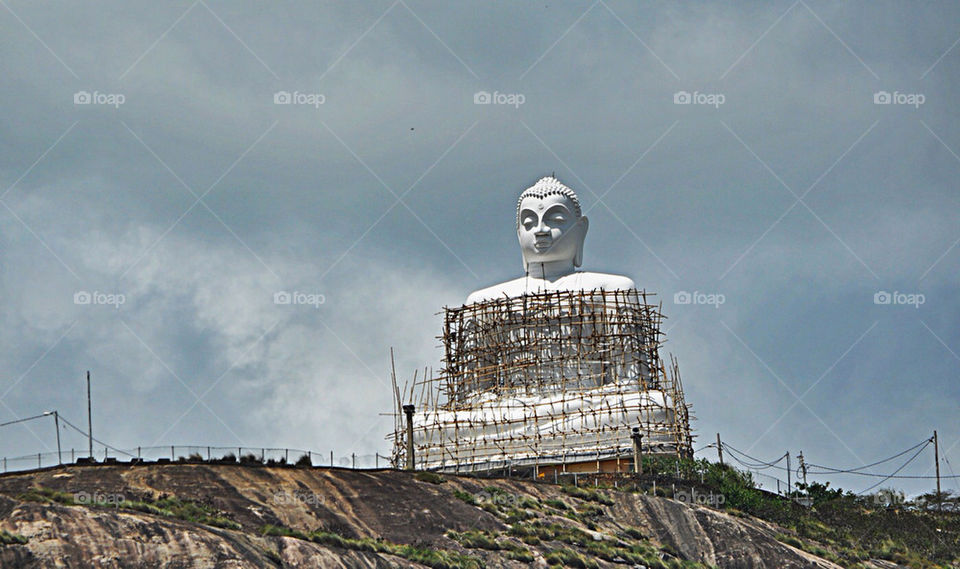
top-left (399, 175), bottom-right (687, 471)
top-left (466, 176), bottom-right (634, 304)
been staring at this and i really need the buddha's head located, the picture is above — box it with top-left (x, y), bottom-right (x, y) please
top-left (516, 176), bottom-right (589, 272)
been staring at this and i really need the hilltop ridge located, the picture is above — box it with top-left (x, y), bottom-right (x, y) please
top-left (0, 462), bottom-right (947, 568)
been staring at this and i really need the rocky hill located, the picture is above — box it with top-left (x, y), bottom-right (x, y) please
top-left (0, 462), bottom-right (939, 568)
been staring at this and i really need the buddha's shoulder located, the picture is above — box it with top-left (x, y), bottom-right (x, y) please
top-left (465, 278), bottom-right (529, 305)
top-left (569, 271), bottom-right (635, 290)
top-left (465, 273), bottom-right (636, 305)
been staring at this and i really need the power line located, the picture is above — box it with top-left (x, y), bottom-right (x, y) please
top-left (0, 413), bottom-right (53, 429)
top-left (721, 442), bottom-right (789, 470)
top-left (55, 414), bottom-right (135, 458)
top-left (858, 440), bottom-right (931, 495)
top-left (806, 437), bottom-right (932, 474)
top-left (725, 438), bottom-right (960, 480)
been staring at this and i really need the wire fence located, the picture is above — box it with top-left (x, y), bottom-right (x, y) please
top-left (0, 445), bottom-right (393, 474)
top-left (2, 411), bottom-right (956, 503)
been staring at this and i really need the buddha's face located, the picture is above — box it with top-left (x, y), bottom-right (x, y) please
top-left (517, 193), bottom-right (588, 268)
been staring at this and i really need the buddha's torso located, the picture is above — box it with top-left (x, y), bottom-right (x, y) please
top-left (466, 271), bottom-right (636, 304)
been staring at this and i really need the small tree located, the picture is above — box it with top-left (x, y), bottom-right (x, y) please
top-left (240, 453), bottom-right (263, 465)
top-left (295, 453), bottom-right (313, 467)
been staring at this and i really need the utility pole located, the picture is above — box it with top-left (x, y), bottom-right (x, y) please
top-left (798, 451), bottom-right (808, 488)
top-left (53, 411), bottom-right (62, 465)
top-left (786, 452), bottom-right (791, 499)
top-left (934, 430), bottom-right (942, 512)
top-left (716, 433), bottom-right (723, 466)
top-left (86, 371), bottom-right (93, 460)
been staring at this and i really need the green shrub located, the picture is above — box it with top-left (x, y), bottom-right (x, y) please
top-left (544, 498), bottom-right (569, 510)
top-left (453, 490), bottom-right (477, 505)
top-left (0, 530), bottom-right (27, 545)
top-left (545, 547), bottom-right (598, 568)
top-left (415, 471), bottom-right (446, 484)
top-left (560, 485), bottom-right (614, 505)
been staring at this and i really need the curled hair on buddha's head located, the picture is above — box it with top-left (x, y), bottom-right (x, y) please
top-left (516, 176), bottom-right (582, 228)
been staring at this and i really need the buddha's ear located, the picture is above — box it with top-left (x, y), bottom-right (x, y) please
top-left (574, 216), bottom-right (588, 267)
top-left (517, 226), bottom-right (527, 271)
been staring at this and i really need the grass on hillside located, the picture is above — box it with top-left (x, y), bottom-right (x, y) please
top-left (261, 524), bottom-right (484, 569)
top-left (639, 455), bottom-right (960, 568)
top-left (17, 486), bottom-right (240, 530)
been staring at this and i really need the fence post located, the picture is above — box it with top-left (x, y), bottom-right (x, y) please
top-left (352, 453), bottom-right (355, 469)
top-left (632, 428), bottom-right (643, 475)
top-left (38, 453), bottom-right (41, 469)
top-left (171, 446), bottom-right (174, 460)
top-left (330, 451), bottom-right (333, 467)
top-left (285, 449), bottom-right (289, 463)
top-left (207, 446), bottom-right (211, 461)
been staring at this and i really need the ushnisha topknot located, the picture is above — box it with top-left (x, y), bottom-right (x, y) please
top-left (516, 176), bottom-right (583, 226)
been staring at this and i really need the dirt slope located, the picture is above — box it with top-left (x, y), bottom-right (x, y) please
top-left (0, 463), bottom-right (858, 568)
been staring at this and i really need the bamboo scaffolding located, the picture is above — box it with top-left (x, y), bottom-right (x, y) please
top-left (389, 289), bottom-right (693, 472)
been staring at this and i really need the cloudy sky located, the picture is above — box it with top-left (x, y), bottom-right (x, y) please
top-left (1, 1), bottom-right (958, 495)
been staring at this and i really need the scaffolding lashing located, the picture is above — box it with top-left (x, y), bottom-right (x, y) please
top-left (389, 289), bottom-right (694, 472)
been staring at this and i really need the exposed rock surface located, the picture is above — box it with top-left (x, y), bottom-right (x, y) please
top-left (0, 464), bottom-right (865, 568)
